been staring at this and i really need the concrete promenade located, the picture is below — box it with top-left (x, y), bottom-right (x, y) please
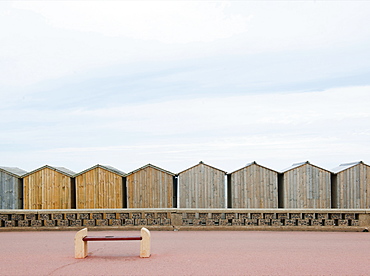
top-left (0, 230), bottom-right (369, 275)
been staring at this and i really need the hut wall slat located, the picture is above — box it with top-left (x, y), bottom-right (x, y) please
top-left (23, 167), bottom-right (72, 209)
top-left (230, 164), bottom-right (278, 208)
top-left (334, 163), bottom-right (370, 208)
top-left (75, 167), bottom-right (123, 209)
top-left (0, 172), bottom-right (22, 209)
top-left (282, 164), bottom-right (331, 209)
top-left (178, 163), bottom-right (225, 208)
top-left (126, 166), bottom-right (173, 208)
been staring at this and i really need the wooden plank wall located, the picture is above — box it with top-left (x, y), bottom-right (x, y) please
top-left (283, 164), bottom-right (331, 208)
top-left (76, 167), bottom-right (123, 209)
top-left (23, 168), bottom-right (72, 209)
top-left (230, 164), bottom-right (278, 208)
top-left (334, 163), bottom-right (370, 208)
top-left (126, 166), bottom-right (173, 208)
top-left (0, 172), bottom-right (22, 209)
top-left (179, 163), bottom-right (226, 208)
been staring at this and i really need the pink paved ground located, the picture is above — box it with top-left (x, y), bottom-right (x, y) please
top-left (0, 230), bottom-right (369, 275)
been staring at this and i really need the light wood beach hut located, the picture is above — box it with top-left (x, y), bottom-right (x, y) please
top-left (280, 161), bottom-right (331, 209)
top-left (126, 164), bottom-right (175, 208)
top-left (23, 165), bottom-right (75, 209)
top-left (178, 161), bottom-right (226, 208)
top-left (331, 161), bottom-right (370, 209)
top-left (0, 167), bottom-right (27, 209)
top-left (75, 165), bottom-right (126, 209)
top-left (229, 161), bottom-right (278, 208)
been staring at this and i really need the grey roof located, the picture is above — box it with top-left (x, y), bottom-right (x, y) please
top-left (281, 161), bottom-right (310, 173)
top-left (0, 166), bottom-right (27, 177)
top-left (281, 161), bottom-right (331, 173)
top-left (127, 163), bottom-right (175, 176)
top-left (74, 164), bottom-right (126, 177)
top-left (178, 161), bottom-right (227, 175)
top-left (331, 161), bottom-right (365, 174)
top-left (229, 161), bottom-right (279, 174)
top-left (23, 165), bottom-right (75, 177)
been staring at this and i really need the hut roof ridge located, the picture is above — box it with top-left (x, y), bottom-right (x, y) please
top-left (23, 165), bottom-right (75, 177)
top-left (127, 163), bottom-right (175, 176)
top-left (74, 164), bottom-right (126, 177)
top-left (229, 161), bottom-right (279, 174)
top-left (281, 161), bottom-right (331, 173)
top-left (178, 161), bottom-right (226, 175)
top-left (332, 161), bottom-right (366, 173)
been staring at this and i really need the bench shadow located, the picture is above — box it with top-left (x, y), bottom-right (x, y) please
top-left (87, 253), bottom-right (144, 261)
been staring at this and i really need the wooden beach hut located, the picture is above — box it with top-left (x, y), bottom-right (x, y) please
top-left (23, 165), bottom-right (75, 209)
top-left (126, 164), bottom-right (176, 208)
top-left (280, 161), bottom-right (331, 209)
top-left (331, 161), bottom-right (370, 209)
top-left (228, 161), bottom-right (278, 208)
top-left (178, 161), bottom-right (226, 208)
top-left (0, 167), bottom-right (27, 209)
top-left (75, 165), bottom-right (126, 209)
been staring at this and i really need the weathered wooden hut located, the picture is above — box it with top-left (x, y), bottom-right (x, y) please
top-left (228, 161), bottom-right (278, 208)
top-left (75, 165), bottom-right (126, 209)
top-left (178, 161), bottom-right (226, 208)
top-left (0, 167), bottom-right (27, 209)
top-left (331, 161), bottom-right (370, 209)
top-left (23, 165), bottom-right (75, 209)
top-left (280, 161), bottom-right (331, 209)
top-left (126, 164), bottom-right (175, 208)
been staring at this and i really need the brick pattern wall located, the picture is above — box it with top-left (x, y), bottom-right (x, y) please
top-left (0, 210), bottom-right (367, 230)
top-left (181, 212), bottom-right (361, 227)
top-left (0, 211), bottom-right (171, 229)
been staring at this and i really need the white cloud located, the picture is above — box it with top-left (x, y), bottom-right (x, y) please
top-left (12, 2), bottom-right (249, 44)
top-left (2, 86), bottom-right (370, 172)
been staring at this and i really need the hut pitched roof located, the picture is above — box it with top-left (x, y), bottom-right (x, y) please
top-left (127, 163), bottom-right (175, 176)
top-left (178, 161), bottom-right (226, 175)
top-left (281, 161), bottom-right (331, 173)
top-left (74, 164), bottom-right (126, 177)
top-left (0, 166), bottom-right (27, 178)
top-left (229, 161), bottom-right (279, 174)
top-left (331, 161), bottom-right (367, 173)
top-left (23, 165), bottom-right (76, 177)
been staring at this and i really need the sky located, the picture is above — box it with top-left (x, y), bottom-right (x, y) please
top-left (1, 1), bottom-right (370, 174)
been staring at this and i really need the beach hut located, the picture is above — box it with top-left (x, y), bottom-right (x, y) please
top-left (0, 167), bottom-right (27, 209)
top-left (178, 161), bottom-right (226, 208)
top-left (228, 161), bottom-right (278, 208)
top-left (23, 165), bottom-right (75, 209)
top-left (332, 161), bottom-right (370, 209)
top-left (280, 161), bottom-right (331, 209)
top-left (75, 165), bottom-right (126, 209)
top-left (126, 164), bottom-right (176, 208)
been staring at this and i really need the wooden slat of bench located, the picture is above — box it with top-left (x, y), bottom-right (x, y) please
top-left (83, 236), bottom-right (142, 241)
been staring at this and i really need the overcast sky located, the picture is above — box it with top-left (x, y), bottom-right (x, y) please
top-left (1, 1), bottom-right (370, 174)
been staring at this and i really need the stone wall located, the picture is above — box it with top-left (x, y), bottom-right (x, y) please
top-left (0, 209), bottom-right (369, 231)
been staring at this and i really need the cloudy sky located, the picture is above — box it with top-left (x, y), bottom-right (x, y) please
top-left (1, 1), bottom-right (370, 174)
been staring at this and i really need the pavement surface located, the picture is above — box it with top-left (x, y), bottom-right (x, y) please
top-left (0, 230), bottom-right (369, 275)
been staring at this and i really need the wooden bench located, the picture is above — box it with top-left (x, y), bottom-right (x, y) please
top-left (74, 227), bottom-right (151, 258)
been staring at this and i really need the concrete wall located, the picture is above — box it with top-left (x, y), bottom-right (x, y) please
top-left (1, 209), bottom-right (369, 231)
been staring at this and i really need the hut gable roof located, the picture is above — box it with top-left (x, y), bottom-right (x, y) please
top-left (332, 161), bottom-right (368, 173)
top-left (229, 161), bottom-right (279, 175)
top-left (23, 165), bottom-right (76, 177)
top-left (281, 161), bottom-right (331, 174)
top-left (178, 161), bottom-right (226, 175)
top-left (0, 166), bottom-right (27, 178)
top-left (127, 163), bottom-right (175, 176)
top-left (74, 164), bottom-right (126, 177)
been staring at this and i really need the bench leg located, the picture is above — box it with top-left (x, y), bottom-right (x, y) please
top-left (140, 227), bottom-right (151, 258)
top-left (75, 228), bottom-right (88, 259)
